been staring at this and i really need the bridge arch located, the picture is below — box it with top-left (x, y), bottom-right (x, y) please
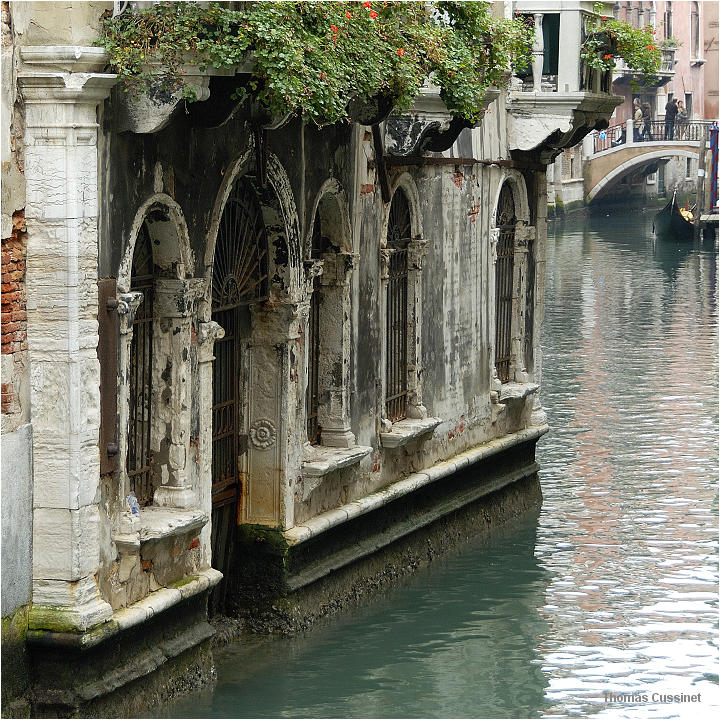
top-left (588, 148), bottom-right (699, 203)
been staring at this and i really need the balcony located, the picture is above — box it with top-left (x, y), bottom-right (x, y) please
top-left (507, 6), bottom-right (622, 162)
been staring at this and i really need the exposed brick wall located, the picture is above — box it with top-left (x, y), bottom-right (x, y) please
top-left (1, 210), bottom-right (27, 416)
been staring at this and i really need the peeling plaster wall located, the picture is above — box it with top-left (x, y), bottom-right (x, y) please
top-left (96, 77), bottom-right (546, 601)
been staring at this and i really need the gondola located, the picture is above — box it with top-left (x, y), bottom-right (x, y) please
top-left (653, 190), bottom-right (694, 240)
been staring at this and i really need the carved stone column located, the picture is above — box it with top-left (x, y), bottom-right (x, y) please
top-left (512, 225), bottom-right (535, 384)
top-left (406, 239), bottom-right (428, 419)
top-left (152, 278), bottom-right (205, 508)
top-left (316, 251), bottom-right (358, 447)
top-left (195, 320), bottom-right (225, 565)
top-left (532, 14), bottom-right (545, 93)
top-left (116, 291), bottom-right (144, 508)
top-left (19, 48), bottom-right (117, 631)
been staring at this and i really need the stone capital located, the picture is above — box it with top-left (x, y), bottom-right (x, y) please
top-left (303, 259), bottom-right (324, 297)
top-left (251, 300), bottom-right (308, 343)
top-left (320, 252), bottom-right (359, 287)
top-left (197, 320), bottom-right (225, 363)
top-left (407, 239), bottom-right (429, 270)
top-left (155, 278), bottom-right (205, 318)
top-left (117, 292), bottom-right (144, 335)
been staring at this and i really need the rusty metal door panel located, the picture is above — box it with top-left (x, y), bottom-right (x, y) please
top-left (97, 277), bottom-right (118, 476)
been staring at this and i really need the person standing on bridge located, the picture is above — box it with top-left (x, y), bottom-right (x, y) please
top-left (664, 98), bottom-right (678, 140)
top-left (675, 100), bottom-right (688, 140)
top-left (641, 102), bottom-right (654, 141)
top-left (633, 98), bottom-right (643, 142)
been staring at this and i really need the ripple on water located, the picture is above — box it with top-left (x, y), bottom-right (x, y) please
top-left (157, 218), bottom-right (717, 720)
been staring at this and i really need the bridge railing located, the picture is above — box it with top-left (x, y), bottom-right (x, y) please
top-left (594, 123), bottom-right (627, 153)
top-left (594, 120), bottom-right (716, 153)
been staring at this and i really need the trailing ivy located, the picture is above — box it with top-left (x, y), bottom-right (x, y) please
top-left (580, 3), bottom-right (662, 83)
top-left (97, 1), bottom-right (533, 125)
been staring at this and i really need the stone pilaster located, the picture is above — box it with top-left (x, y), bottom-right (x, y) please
top-left (19, 48), bottom-right (117, 631)
top-left (246, 301), bottom-right (306, 528)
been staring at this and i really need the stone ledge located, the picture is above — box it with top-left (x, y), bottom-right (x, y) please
top-left (301, 444), bottom-right (373, 478)
top-left (379, 416), bottom-right (442, 448)
top-left (284, 424), bottom-right (549, 547)
top-left (498, 382), bottom-right (539, 403)
top-left (25, 568), bottom-right (222, 651)
top-left (115, 507), bottom-right (208, 546)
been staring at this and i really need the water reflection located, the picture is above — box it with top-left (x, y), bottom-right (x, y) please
top-left (540, 213), bottom-right (718, 717)
top-left (161, 518), bottom-right (551, 719)
top-left (160, 213), bottom-right (718, 719)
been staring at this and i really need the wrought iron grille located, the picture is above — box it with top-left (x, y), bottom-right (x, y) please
top-left (211, 177), bottom-right (268, 510)
top-left (385, 190), bottom-right (412, 422)
top-left (211, 307), bottom-right (239, 508)
top-left (211, 178), bottom-right (269, 313)
top-left (495, 184), bottom-right (516, 384)
top-left (128, 222), bottom-right (154, 505)
top-left (306, 281), bottom-right (321, 444)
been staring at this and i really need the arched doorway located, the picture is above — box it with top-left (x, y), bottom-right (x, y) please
top-left (210, 175), bottom-right (269, 606)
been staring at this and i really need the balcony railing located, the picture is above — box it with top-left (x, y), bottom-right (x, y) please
top-left (594, 120), bottom-right (715, 153)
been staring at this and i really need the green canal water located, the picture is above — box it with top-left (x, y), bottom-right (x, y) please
top-left (161, 212), bottom-right (718, 719)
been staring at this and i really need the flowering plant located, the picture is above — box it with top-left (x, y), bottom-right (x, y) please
top-left (580, 3), bottom-right (661, 81)
top-left (97, 1), bottom-right (532, 125)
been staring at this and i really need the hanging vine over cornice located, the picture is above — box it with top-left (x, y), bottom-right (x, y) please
top-left (96, 1), bottom-right (533, 126)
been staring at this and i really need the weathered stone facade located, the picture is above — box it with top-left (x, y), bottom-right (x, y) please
top-left (1, 1), bottom-right (622, 715)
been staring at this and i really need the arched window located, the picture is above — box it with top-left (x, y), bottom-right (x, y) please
top-left (664, 2), bottom-right (673, 40)
top-left (691, 2), bottom-right (700, 58)
top-left (127, 222), bottom-right (155, 505)
top-left (211, 176), bottom-right (268, 511)
top-left (385, 190), bottom-right (412, 422)
top-left (494, 184), bottom-right (516, 384)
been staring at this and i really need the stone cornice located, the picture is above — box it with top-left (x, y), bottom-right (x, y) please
top-left (20, 46), bottom-right (110, 73)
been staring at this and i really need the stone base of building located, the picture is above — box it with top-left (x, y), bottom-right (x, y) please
top-left (25, 591), bottom-right (216, 719)
top-left (218, 428), bottom-right (546, 634)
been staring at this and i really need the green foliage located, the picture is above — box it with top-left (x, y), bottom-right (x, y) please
top-left (96, 1), bottom-right (532, 125)
top-left (580, 3), bottom-right (662, 83)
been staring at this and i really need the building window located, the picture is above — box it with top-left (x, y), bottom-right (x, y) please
top-left (127, 222), bottom-right (155, 505)
top-left (664, 2), bottom-right (673, 40)
top-left (303, 189), bottom-right (358, 449)
top-left (306, 219), bottom-right (323, 444)
top-left (385, 190), bottom-right (411, 423)
top-left (495, 184), bottom-right (516, 384)
top-left (691, 2), bottom-right (700, 57)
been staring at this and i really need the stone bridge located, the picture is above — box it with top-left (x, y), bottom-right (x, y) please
top-left (585, 121), bottom-right (712, 203)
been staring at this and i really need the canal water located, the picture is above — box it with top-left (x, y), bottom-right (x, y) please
top-left (162, 212), bottom-right (718, 719)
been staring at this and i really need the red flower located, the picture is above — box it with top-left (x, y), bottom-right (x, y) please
top-left (319, 72), bottom-right (327, 79)
top-left (345, 11), bottom-right (352, 18)
top-left (603, 53), bottom-right (613, 59)
top-left (330, 24), bottom-right (338, 33)
top-left (397, 47), bottom-right (405, 56)
top-left (602, 15), bottom-right (607, 19)
top-left (647, 44), bottom-right (655, 50)
top-left (363, 1), bottom-right (371, 7)
top-left (370, 10), bottom-right (378, 19)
